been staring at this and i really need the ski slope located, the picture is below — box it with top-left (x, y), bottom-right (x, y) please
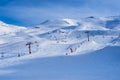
top-left (0, 16), bottom-right (120, 80)
top-left (0, 46), bottom-right (120, 80)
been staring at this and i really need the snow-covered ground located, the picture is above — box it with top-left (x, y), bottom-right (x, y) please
top-left (0, 16), bottom-right (120, 80)
top-left (0, 46), bottom-right (120, 80)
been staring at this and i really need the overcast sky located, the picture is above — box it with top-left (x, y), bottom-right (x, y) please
top-left (0, 0), bottom-right (120, 26)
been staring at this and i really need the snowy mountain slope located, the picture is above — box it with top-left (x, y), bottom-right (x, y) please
top-left (40, 19), bottom-right (78, 27)
top-left (77, 17), bottom-right (107, 30)
top-left (25, 16), bottom-right (120, 37)
top-left (35, 16), bottom-right (120, 31)
top-left (0, 21), bottom-right (26, 35)
top-left (0, 16), bottom-right (120, 78)
top-left (0, 46), bottom-right (120, 80)
top-left (26, 19), bottom-right (79, 35)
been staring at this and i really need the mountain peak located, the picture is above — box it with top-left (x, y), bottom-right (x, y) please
top-left (40, 18), bottom-right (78, 27)
top-left (62, 18), bottom-right (78, 25)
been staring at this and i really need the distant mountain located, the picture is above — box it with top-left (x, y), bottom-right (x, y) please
top-left (40, 19), bottom-right (78, 27)
top-left (36, 16), bottom-right (120, 30)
